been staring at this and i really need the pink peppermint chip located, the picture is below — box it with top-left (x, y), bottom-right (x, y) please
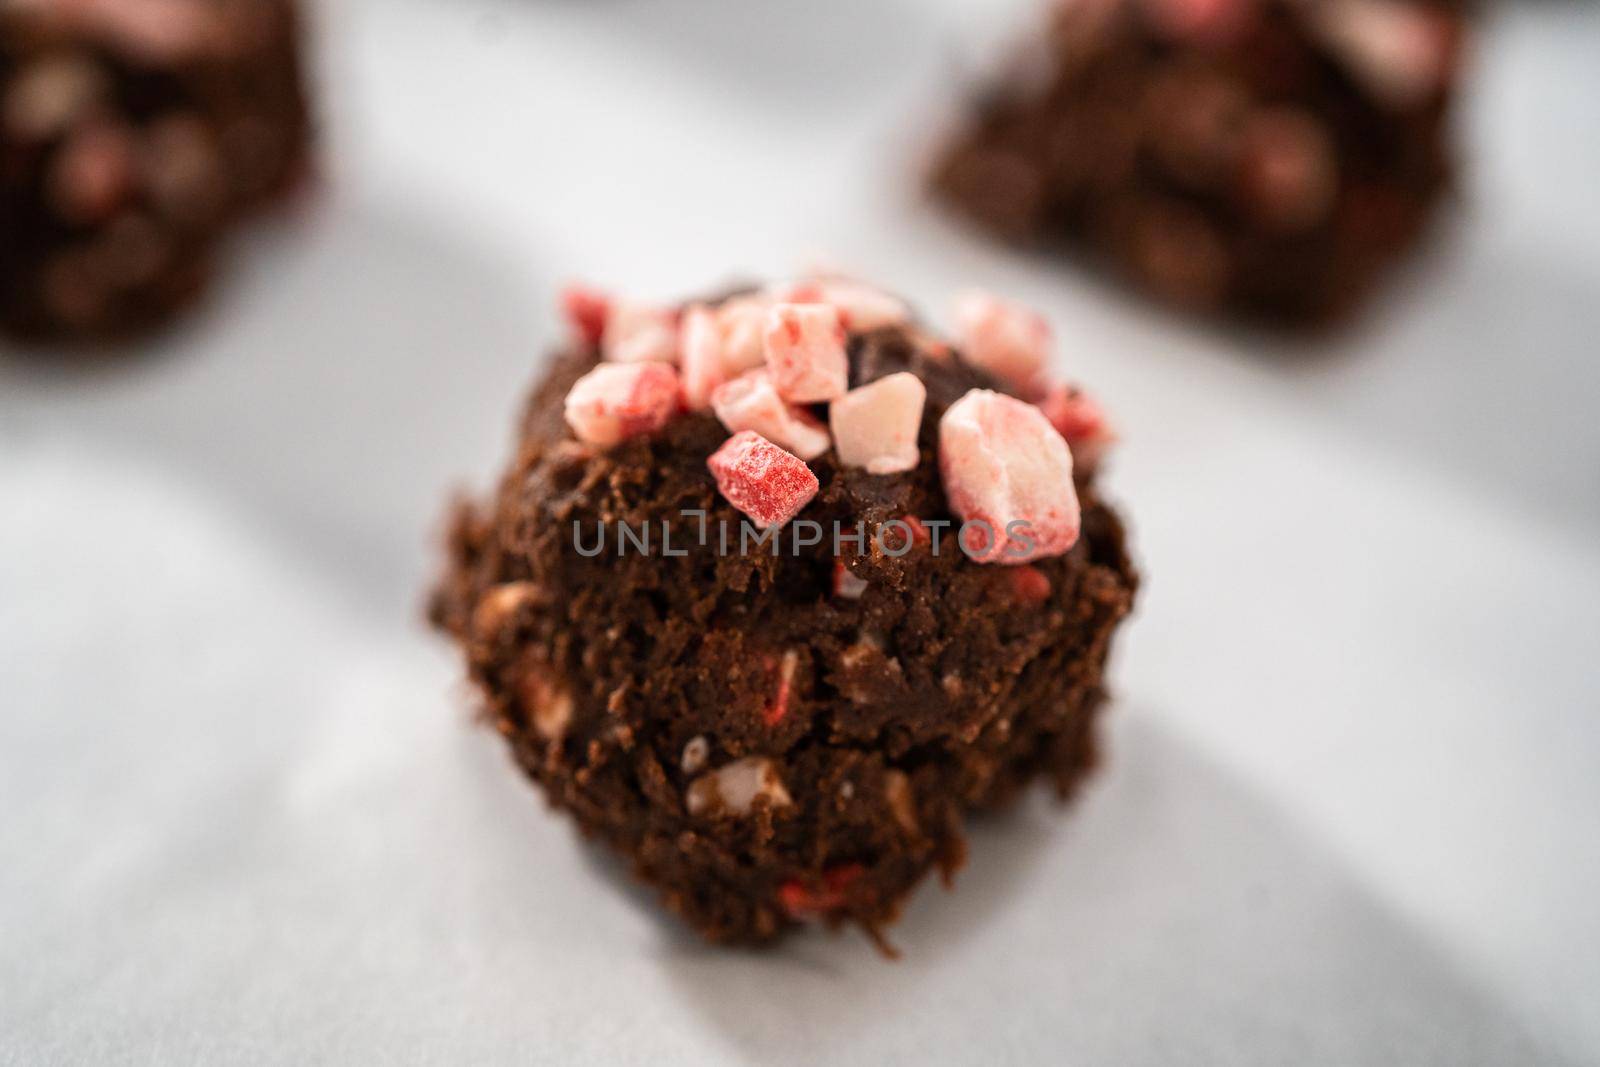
top-left (683, 299), bottom-right (787, 409)
top-left (603, 300), bottom-right (679, 364)
top-left (680, 304), bottom-right (728, 410)
top-left (829, 371), bottom-right (926, 474)
top-left (563, 362), bottom-right (681, 447)
top-left (762, 648), bottom-right (801, 726)
top-left (1008, 565), bottom-right (1053, 606)
top-left (763, 303), bottom-right (849, 403)
top-left (951, 290), bottom-right (1051, 396)
top-left (711, 369), bottom-right (831, 460)
top-left (707, 430), bottom-right (820, 529)
top-left (1038, 384), bottom-right (1115, 469)
top-left (832, 561), bottom-right (869, 600)
top-left (560, 284), bottom-right (610, 348)
top-left (716, 296), bottom-right (774, 374)
top-left (772, 279), bottom-right (910, 332)
top-left (819, 281), bottom-right (910, 331)
top-left (939, 389), bottom-right (1081, 564)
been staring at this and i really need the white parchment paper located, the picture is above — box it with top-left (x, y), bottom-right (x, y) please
top-left (3, 1), bottom-right (1598, 1062)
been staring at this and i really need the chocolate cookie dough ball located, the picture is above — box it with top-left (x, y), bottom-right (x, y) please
top-left (932, 0), bottom-right (1469, 328)
top-left (1, 0), bottom-right (311, 344)
top-left (429, 276), bottom-right (1139, 948)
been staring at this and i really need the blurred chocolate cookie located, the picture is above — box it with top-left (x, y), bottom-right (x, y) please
top-left (1, 0), bottom-right (311, 344)
top-left (933, 0), bottom-right (1469, 328)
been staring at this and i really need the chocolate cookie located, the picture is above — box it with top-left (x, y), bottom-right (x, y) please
top-left (430, 278), bottom-right (1138, 948)
top-left (932, 0), bottom-right (1469, 328)
top-left (1, 0), bottom-right (311, 344)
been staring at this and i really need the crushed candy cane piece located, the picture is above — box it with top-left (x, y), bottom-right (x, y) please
top-left (679, 304), bottom-right (728, 410)
top-left (773, 278), bottom-right (910, 332)
top-left (684, 297), bottom-right (791, 407)
top-left (939, 389), bottom-right (1080, 564)
top-left (1008, 565), bottom-right (1053, 605)
top-left (1038, 384), bottom-right (1115, 469)
top-left (711, 370), bottom-right (831, 460)
top-left (563, 362), bottom-right (681, 447)
top-left (560, 284), bottom-right (610, 348)
top-left (879, 515), bottom-right (930, 555)
top-left (951, 290), bottom-right (1051, 395)
top-left (716, 296), bottom-right (774, 373)
top-left (763, 303), bottom-right (848, 402)
top-left (829, 371), bottom-right (926, 474)
top-left (763, 649), bottom-right (801, 726)
top-left (603, 300), bottom-right (679, 364)
top-left (778, 864), bottom-right (865, 918)
top-left (706, 431), bottom-right (820, 529)
top-left (832, 561), bottom-right (869, 600)
top-left (818, 281), bottom-right (910, 331)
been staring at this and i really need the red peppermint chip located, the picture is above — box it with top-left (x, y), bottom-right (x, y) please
top-left (1038, 384), bottom-right (1115, 469)
top-left (778, 863), bottom-right (866, 919)
top-left (880, 515), bottom-right (930, 555)
top-left (771, 278), bottom-right (910, 332)
top-left (951, 290), bottom-right (1052, 397)
top-left (763, 303), bottom-right (849, 403)
top-left (563, 361), bottom-right (681, 447)
top-left (707, 430), bottom-right (820, 529)
top-left (711, 369), bottom-right (831, 460)
top-left (679, 304), bottom-right (725, 409)
top-left (1008, 565), bottom-right (1053, 606)
top-left (762, 648), bottom-right (801, 726)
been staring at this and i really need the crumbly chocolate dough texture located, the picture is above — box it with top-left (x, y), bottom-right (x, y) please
top-left (1, 0), bottom-right (310, 344)
top-left (932, 0), bottom-right (1468, 327)
top-left (430, 297), bottom-right (1138, 949)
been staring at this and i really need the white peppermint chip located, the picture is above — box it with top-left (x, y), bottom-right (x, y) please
top-left (685, 757), bottom-right (792, 816)
top-left (830, 372), bottom-right (926, 474)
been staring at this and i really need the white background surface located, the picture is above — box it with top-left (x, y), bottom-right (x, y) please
top-left (4, 0), bottom-right (1599, 1063)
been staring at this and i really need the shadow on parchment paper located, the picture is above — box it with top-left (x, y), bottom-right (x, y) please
top-left (0, 197), bottom-right (544, 625)
top-left (644, 712), bottom-right (1572, 1067)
